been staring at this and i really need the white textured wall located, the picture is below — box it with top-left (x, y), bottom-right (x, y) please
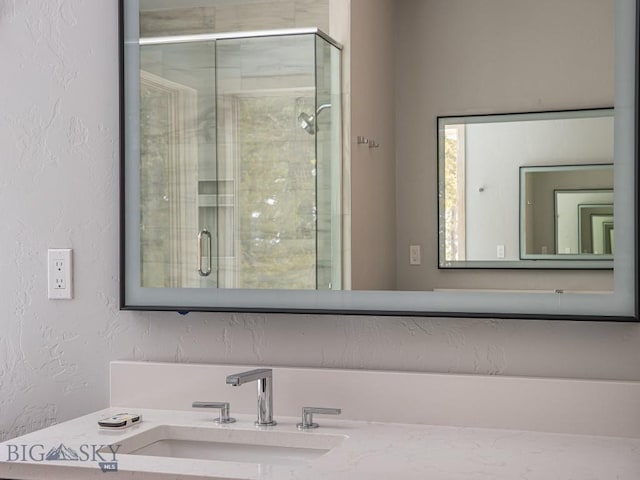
top-left (0, 0), bottom-right (639, 443)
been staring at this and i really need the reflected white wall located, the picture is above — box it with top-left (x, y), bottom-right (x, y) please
top-left (465, 117), bottom-right (614, 261)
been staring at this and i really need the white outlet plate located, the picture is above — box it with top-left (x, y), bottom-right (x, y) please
top-left (48, 249), bottom-right (73, 300)
top-left (409, 245), bottom-right (421, 265)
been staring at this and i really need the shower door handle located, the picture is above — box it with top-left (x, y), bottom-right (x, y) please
top-left (197, 229), bottom-right (212, 277)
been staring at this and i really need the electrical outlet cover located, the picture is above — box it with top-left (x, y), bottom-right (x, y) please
top-left (48, 249), bottom-right (73, 300)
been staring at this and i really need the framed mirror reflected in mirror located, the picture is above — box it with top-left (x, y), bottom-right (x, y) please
top-left (437, 109), bottom-right (615, 269)
top-left (523, 166), bottom-right (614, 261)
top-left (120, 0), bottom-right (638, 320)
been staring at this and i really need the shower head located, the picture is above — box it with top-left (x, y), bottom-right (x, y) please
top-left (298, 103), bottom-right (332, 135)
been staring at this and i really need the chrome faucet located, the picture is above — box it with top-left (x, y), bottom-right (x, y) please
top-left (226, 368), bottom-right (276, 426)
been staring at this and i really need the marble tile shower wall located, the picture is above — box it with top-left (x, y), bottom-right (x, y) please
top-left (140, 0), bottom-right (330, 36)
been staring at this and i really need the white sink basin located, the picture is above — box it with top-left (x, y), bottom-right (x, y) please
top-left (110, 425), bottom-right (345, 466)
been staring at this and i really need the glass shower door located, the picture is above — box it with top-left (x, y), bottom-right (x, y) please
top-left (315, 35), bottom-right (342, 290)
top-left (215, 34), bottom-right (319, 289)
top-left (139, 41), bottom-right (218, 289)
top-left (134, 31), bottom-right (342, 295)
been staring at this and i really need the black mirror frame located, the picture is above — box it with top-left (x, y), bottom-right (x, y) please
top-left (117, 0), bottom-right (639, 322)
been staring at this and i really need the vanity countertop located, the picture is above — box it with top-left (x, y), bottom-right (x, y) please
top-left (0, 407), bottom-right (638, 480)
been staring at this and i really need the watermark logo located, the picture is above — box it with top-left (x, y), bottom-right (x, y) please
top-left (45, 444), bottom-right (79, 461)
top-left (6, 443), bottom-right (120, 472)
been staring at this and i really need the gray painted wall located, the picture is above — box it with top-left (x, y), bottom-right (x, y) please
top-left (0, 0), bottom-right (639, 443)
top-left (395, 0), bottom-right (616, 291)
top-left (350, 0), bottom-right (397, 290)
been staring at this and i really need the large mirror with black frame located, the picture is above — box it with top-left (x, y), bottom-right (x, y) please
top-left (120, 0), bottom-right (638, 320)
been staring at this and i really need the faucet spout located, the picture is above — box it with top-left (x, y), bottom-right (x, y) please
top-left (226, 368), bottom-right (276, 426)
top-left (226, 368), bottom-right (272, 386)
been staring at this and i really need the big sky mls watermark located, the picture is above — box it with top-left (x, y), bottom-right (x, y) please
top-left (6, 443), bottom-right (121, 472)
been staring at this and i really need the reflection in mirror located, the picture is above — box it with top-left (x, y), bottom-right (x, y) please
top-left (589, 213), bottom-right (615, 254)
top-left (439, 109), bottom-right (614, 269)
top-left (122, 0), bottom-right (637, 319)
top-left (554, 189), bottom-right (613, 257)
top-left (137, 30), bottom-right (342, 291)
top-left (519, 163), bottom-right (614, 264)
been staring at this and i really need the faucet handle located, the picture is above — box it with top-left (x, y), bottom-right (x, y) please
top-left (297, 406), bottom-right (341, 430)
top-left (192, 401), bottom-right (236, 424)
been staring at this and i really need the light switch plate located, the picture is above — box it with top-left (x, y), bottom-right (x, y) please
top-left (409, 245), bottom-right (421, 265)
